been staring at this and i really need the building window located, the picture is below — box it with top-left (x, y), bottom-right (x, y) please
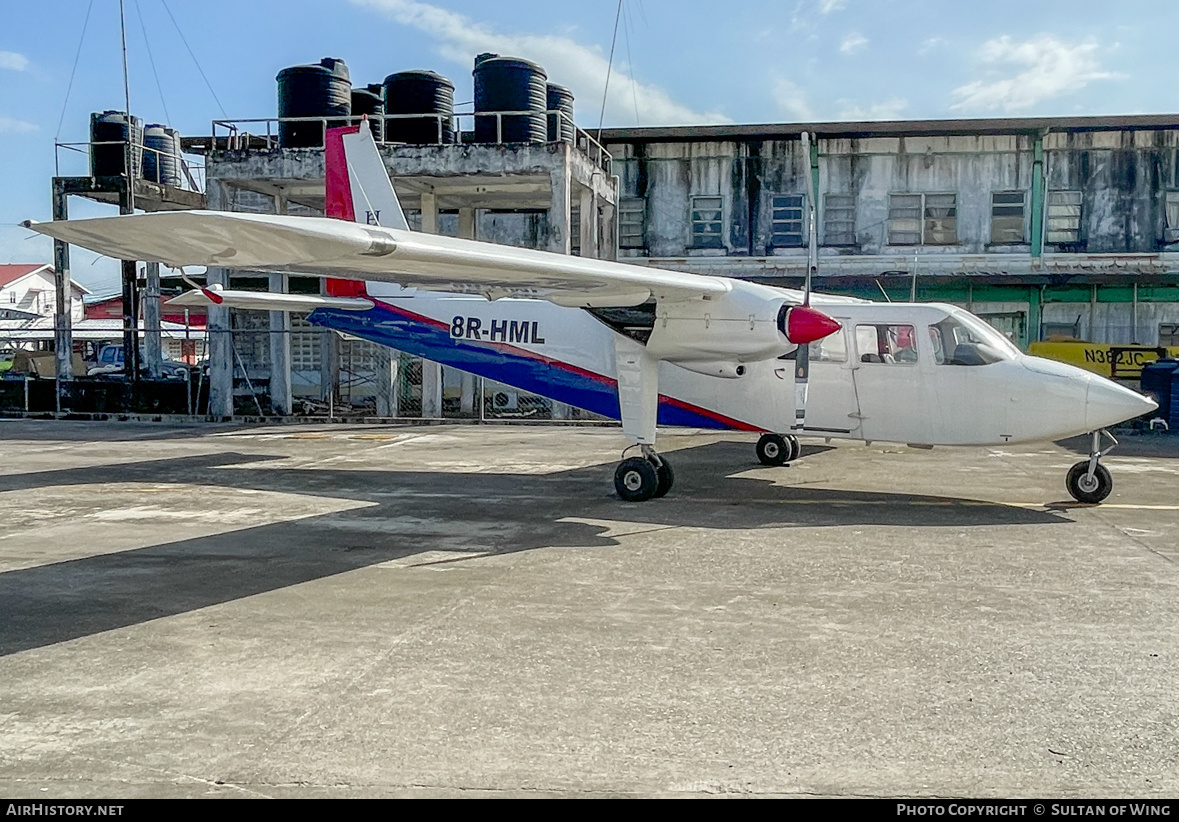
top-left (1161, 324), bottom-right (1179, 347)
top-left (888, 193), bottom-right (957, 246)
top-left (690, 195), bottom-right (724, 249)
top-left (991, 191), bottom-right (1026, 244)
top-left (1165, 192), bottom-right (1179, 244)
top-left (618, 198), bottom-right (645, 249)
top-left (824, 194), bottom-right (856, 246)
top-left (1046, 190), bottom-right (1082, 244)
top-left (569, 202), bottom-right (582, 256)
top-left (770, 194), bottom-right (805, 248)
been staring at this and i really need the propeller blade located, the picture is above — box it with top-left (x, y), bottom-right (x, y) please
top-left (793, 340), bottom-right (810, 433)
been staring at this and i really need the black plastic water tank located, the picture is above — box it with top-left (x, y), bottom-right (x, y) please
top-left (473, 57), bottom-right (547, 143)
top-left (383, 70), bottom-right (454, 144)
top-left (1141, 358), bottom-right (1179, 427)
top-left (351, 84), bottom-right (384, 141)
top-left (143, 124), bottom-right (181, 186)
top-left (90, 110), bottom-right (143, 177)
top-left (546, 83), bottom-right (575, 143)
top-left (277, 58), bottom-right (351, 148)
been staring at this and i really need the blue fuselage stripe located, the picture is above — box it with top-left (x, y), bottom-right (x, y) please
top-left (308, 303), bottom-right (738, 429)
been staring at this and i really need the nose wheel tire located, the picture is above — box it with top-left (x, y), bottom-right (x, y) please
top-left (756, 433), bottom-right (799, 466)
top-left (1066, 461), bottom-right (1113, 504)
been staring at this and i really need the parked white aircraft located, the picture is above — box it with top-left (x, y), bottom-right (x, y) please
top-left (25, 122), bottom-right (1156, 504)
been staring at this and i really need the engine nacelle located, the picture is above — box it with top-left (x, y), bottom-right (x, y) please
top-left (645, 280), bottom-right (795, 365)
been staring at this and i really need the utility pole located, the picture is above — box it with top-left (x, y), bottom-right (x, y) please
top-left (118, 0), bottom-right (140, 388)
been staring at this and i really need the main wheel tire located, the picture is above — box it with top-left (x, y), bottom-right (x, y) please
top-left (1066, 461), bottom-right (1113, 504)
top-left (756, 433), bottom-right (789, 466)
top-left (615, 457), bottom-right (660, 502)
top-left (652, 458), bottom-right (675, 498)
top-left (785, 434), bottom-right (801, 463)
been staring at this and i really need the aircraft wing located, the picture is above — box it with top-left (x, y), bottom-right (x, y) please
top-left (25, 210), bottom-right (731, 308)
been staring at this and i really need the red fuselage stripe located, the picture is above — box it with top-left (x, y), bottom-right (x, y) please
top-left (368, 298), bottom-right (765, 431)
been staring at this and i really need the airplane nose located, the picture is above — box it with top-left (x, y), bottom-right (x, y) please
top-left (1086, 377), bottom-right (1159, 430)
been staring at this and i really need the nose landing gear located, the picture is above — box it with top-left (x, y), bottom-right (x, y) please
top-left (756, 433), bottom-right (801, 466)
top-left (614, 445), bottom-right (675, 502)
top-left (1066, 429), bottom-right (1117, 504)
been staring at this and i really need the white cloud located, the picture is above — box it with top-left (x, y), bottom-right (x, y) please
top-left (0, 117), bottom-right (37, 133)
top-left (0, 51), bottom-right (29, 71)
top-left (950, 35), bottom-right (1115, 112)
top-left (835, 97), bottom-right (908, 121)
top-left (772, 78), bottom-right (815, 121)
top-left (819, 0), bottom-right (846, 12)
top-left (349, 0), bottom-right (729, 126)
top-left (839, 34), bottom-right (867, 55)
top-left (918, 37), bottom-right (946, 55)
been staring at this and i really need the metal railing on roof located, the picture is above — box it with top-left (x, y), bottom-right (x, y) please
top-left (209, 111), bottom-right (612, 172)
top-left (53, 139), bottom-right (206, 191)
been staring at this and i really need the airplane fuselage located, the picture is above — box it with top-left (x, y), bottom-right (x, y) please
top-left (309, 283), bottom-right (1153, 446)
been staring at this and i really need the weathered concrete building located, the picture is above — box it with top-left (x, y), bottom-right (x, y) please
top-left (601, 116), bottom-right (1179, 350)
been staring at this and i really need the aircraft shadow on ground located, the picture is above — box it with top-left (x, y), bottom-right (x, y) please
top-left (0, 441), bottom-right (1069, 657)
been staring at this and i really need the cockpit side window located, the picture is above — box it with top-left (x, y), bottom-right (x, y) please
top-left (808, 326), bottom-right (848, 363)
top-left (930, 316), bottom-right (1014, 365)
top-left (856, 324), bottom-right (917, 364)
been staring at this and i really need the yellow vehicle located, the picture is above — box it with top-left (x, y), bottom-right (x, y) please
top-left (1028, 341), bottom-right (1179, 381)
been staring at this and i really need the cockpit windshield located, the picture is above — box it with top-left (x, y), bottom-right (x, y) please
top-left (929, 311), bottom-right (1021, 366)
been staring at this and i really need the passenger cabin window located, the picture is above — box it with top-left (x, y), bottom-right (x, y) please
top-left (856, 324), bottom-right (918, 364)
top-left (929, 315), bottom-right (1018, 366)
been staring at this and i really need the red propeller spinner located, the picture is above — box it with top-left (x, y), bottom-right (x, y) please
top-left (785, 304), bottom-right (842, 345)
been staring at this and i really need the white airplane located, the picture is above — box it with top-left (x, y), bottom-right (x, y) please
top-left (25, 122), bottom-right (1157, 504)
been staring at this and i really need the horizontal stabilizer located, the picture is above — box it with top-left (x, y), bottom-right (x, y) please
top-left (167, 286), bottom-right (374, 312)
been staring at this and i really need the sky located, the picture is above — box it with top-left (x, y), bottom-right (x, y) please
top-left (2, 0), bottom-right (1178, 295)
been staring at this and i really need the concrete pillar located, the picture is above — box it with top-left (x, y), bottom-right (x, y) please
top-left (207, 266), bottom-right (234, 417)
top-left (421, 359), bottom-right (442, 418)
top-left (548, 154), bottom-right (572, 254)
top-left (268, 272), bottom-right (292, 415)
top-left (579, 186), bottom-right (597, 259)
top-left (458, 207), bottom-right (476, 240)
top-left (418, 190), bottom-right (442, 417)
top-left (51, 182), bottom-right (74, 385)
top-left (375, 348), bottom-right (399, 417)
top-left (420, 191), bottom-right (439, 234)
top-left (205, 181), bottom-right (234, 417)
top-left (460, 372), bottom-right (476, 416)
top-left (143, 262), bottom-right (162, 379)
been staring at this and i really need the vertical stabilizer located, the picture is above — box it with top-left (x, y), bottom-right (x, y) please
top-left (323, 120), bottom-right (408, 296)
top-left (324, 121), bottom-right (409, 230)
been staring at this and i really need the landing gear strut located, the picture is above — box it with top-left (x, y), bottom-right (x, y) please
top-left (756, 433), bottom-right (800, 466)
top-left (614, 445), bottom-right (674, 502)
top-left (1066, 429), bottom-right (1116, 504)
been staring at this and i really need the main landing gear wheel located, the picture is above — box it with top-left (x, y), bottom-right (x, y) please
top-left (756, 433), bottom-right (799, 466)
top-left (1064, 429), bottom-right (1117, 504)
top-left (1066, 461), bottom-right (1113, 504)
top-left (652, 458), bottom-right (675, 499)
top-left (614, 450), bottom-right (675, 502)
